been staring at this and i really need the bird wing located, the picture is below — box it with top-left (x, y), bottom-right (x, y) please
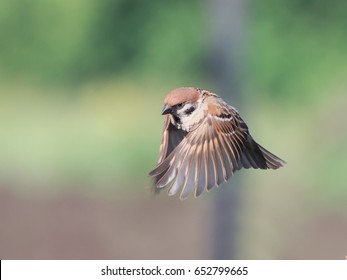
top-left (150, 115), bottom-right (187, 186)
top-left (157, 115), bottom-right (188, 163)
top-left (149, 95), bottom-right (285, 199)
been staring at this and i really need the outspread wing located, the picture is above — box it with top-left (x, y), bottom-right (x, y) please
top-left (150, 96), bottom-right (285, 199)
top-left (157, 115), bottom-right (188, 164)
top-left (151, 115), bottom-right (187, 185)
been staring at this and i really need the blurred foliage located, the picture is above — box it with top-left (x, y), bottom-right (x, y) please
top-left (0, 80), bottom-right (163, 190)
top-left (0, 0), bottom-right (346, 99)
top-left (0, 0), bottom-right (205, 84)
top-left (247, 0), bottom-right (347, 102)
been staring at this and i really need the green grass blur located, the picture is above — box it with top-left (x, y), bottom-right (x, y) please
top-left (0, 0), bottom-right (346, 259)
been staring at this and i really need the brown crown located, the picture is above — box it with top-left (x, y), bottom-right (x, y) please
top-left (164, 87), bottom-right (200, 106)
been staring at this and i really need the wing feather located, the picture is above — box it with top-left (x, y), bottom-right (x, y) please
top-left (218, 135), bottom-right (233, 175)
top-left (194, 142), bottom-right (203, 196)
top-left (213, 136), bottom-right (227, 185)
top-left (180, 145), bottom-right (197, 199)
top-left (195, 142), bottom-right (206, 197)
top-left (149, 115), bottom-right (187, 187)
top-left (215, 133), bottom-right (232, 180)
top-left (207, 126), bottom-right (218, 190)
top-left (158, 115), bottom-right (187, 164)
top-left (167, 138), bottom-right (195, 196)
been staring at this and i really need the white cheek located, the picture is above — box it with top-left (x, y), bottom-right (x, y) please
top-left (177, 104), bottom-right (191, 115)
top-left (178, 103), bottom-right (207, 131)
top-left (188, 107), bottom-right (205, 123)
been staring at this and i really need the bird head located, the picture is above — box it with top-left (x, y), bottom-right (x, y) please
top-left (161, 87), bottom-right (202, 126)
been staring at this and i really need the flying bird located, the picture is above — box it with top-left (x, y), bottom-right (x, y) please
top-left (149, 87), bottom-right (285, 199)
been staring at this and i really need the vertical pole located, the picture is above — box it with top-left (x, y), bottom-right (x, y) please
top-left (208, 0), bottom-right (246, 259)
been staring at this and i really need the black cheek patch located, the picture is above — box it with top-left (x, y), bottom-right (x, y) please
top-left (185, 106), bottom-right (196, 115)
top-left (173, 114), bottom-right (181, 124)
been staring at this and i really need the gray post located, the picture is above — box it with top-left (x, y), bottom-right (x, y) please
top-left (208, 0), bottom-right (246, 259)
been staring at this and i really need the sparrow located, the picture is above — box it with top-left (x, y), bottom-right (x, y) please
top-left (149, 87), bottom-right (285, 199)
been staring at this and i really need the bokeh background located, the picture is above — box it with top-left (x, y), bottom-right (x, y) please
top-left (1, 0), bottom-right (346, 259)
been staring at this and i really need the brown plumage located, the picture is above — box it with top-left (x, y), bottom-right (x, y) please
top-left (164, 87), bottom-right (200, 106)
top-left (149, 87), bottom-right (286, 199)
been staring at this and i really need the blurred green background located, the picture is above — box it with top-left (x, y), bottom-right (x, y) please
top-left (0, 0), bottom-right (346, 259)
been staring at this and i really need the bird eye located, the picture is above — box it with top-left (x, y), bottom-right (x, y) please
top-left (176, 103), bottom-right (184, 109)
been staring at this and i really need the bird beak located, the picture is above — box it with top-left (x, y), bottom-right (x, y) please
top-left (161, 104), bottom-right (172, 115)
